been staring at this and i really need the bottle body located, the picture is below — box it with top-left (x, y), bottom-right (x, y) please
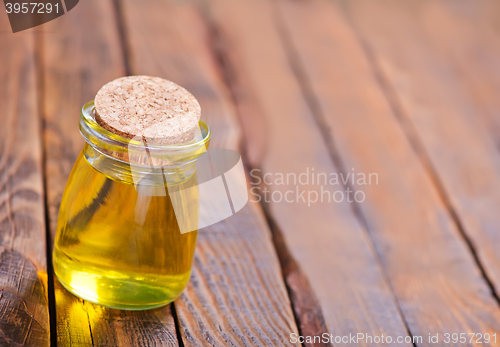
top-left (53, 145), bottom-right (199, 310)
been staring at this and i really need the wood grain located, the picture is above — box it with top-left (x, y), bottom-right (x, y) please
top-left (276, 0), bottom-right (500, 342)
top-left (203, 0), bottom-right (413, 344)
top-left (41, 0), bottom-right (178, 345)
top-left (120, 0), bottom-right (300, 345)
top-left (0, 17), bottom-right (50, 346)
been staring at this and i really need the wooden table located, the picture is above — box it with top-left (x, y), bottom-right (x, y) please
top-left (2, 0), bottom-right (500, 345)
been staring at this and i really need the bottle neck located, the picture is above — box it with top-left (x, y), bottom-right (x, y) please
top-left (83, 143), bottom-right (198, 187)
top-left (79, 100), bottom-right (211, 187)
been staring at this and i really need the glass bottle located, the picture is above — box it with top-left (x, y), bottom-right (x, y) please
top-left (53, 101), bottom-right (210, 310)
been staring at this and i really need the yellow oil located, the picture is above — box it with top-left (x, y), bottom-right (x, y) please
top-left (53, 145), bottom-right (198, 310)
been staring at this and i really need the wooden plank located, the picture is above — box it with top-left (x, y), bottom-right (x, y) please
top-left (392, 0), bottom-right (500, 294)
top-left (276, 0), bottom-right (500, 342)
top-left (416, 0), bottom-right (500, 133)
top-left (204, 0), bottom-right (413, 344)
top-left (41, 0), bottom-right (178, 345)
top-left (0, 18), bottom-right (50, 346)
top-left (344, 0), bottom-right (500, 301)
top-left (120, 0), bottom-right (300, 345)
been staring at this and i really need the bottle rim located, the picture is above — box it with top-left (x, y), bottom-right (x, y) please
top-left (79, 100), bottom-right (211, 166)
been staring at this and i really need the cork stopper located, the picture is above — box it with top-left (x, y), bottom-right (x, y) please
top-left (94, 76), bottom-right (201, 145)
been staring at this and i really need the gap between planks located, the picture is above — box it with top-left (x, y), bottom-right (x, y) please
top-left (337, 0), bottom-right (500, 307)
top-left (341, 7), bottom-right (500, 307)
top-left (34, 25), bottom-right (59, 347)
top-left (271, 0), bottom-right (500, 343)
top-left (196, 4), bottom-right (331, 343)
top-left (269, 3), bottom-right (418, 346)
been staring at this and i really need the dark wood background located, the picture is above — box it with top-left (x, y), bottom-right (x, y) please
top-left (2, 0), bottom-right (500, 346)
